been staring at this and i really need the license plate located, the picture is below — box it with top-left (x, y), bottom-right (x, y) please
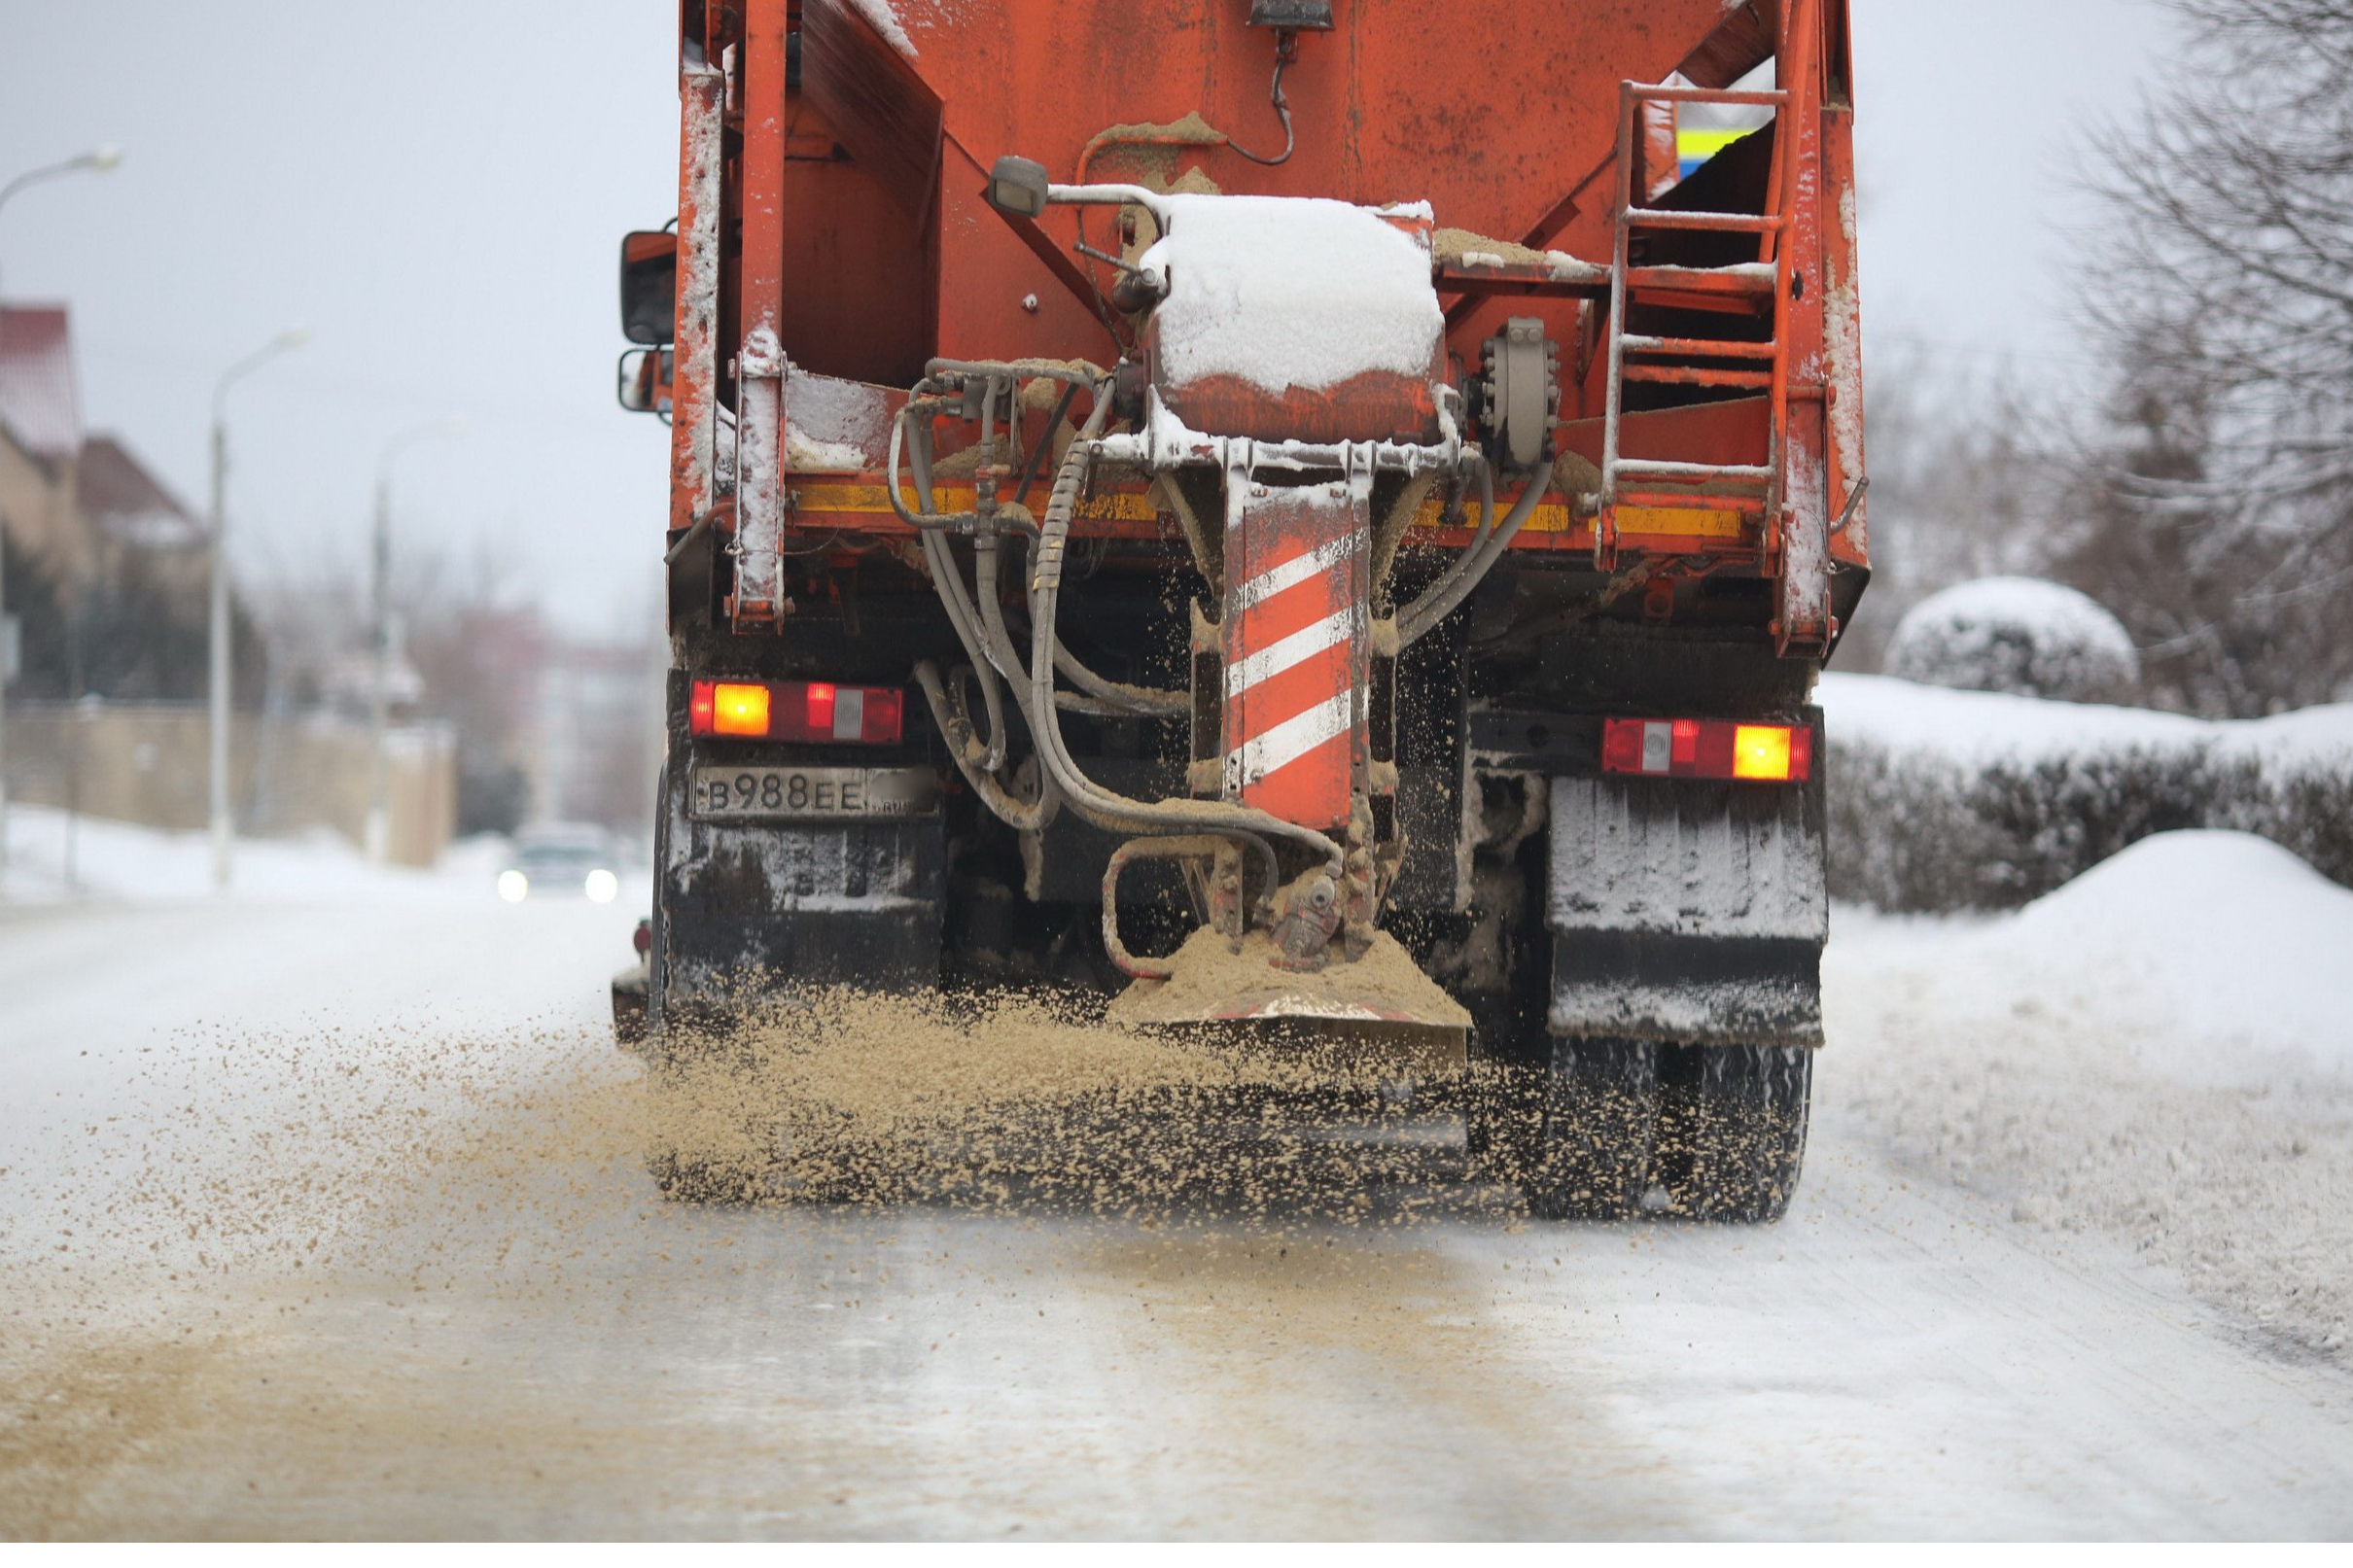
top-left (688, 765), bottom-right (939, 820)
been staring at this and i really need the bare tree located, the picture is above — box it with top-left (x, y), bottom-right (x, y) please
top-left (2071, 0), bottom-right (2353, 714)
top-left (1843, 345), bottom-right (2060, 672)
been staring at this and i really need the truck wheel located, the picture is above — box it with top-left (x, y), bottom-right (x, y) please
top-left (1658, 1044), bottom-right (1811, 1223)
top-left (1523, 1038), bottom-right (1659, 1220)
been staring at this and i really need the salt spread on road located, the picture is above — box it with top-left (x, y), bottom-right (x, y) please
top-left (1, 819), bottom-right (2349, 1537)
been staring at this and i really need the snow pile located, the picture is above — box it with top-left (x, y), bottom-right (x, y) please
top-left (1885, 576), bottom-right (2140, 704)
top-left (2002, 831), bottom-right (2353, 1084)
top-left (1821, 673), bottom-right (2353, 910)
top-left (1827, 829), bottom-right (2353, 1359)
top-left (1141, 194), bottom-right (1445, 395)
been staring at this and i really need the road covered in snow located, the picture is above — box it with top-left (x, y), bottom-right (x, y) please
top-left (3, 809), bottom-right (2351, 1539)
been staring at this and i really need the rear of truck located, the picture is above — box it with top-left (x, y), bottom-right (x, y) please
top-left (613, 0), bottom-right (1868, 1219)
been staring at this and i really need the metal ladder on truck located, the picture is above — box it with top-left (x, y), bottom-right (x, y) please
top-left (1596, 61), bottom-right (1831, 658)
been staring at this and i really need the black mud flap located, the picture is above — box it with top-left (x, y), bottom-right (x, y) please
top-left (1544, 740), bottom-right (1827, 1049)
top-left (653, 811), bottom-right (946, 1027)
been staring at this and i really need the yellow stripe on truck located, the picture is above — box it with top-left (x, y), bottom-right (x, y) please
top-left (792, 482), bottom-right (1158, 522)
top-left (1616, 505), bottom-right (1746, 539)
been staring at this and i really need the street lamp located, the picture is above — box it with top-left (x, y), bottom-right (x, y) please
top-left (366, 416), bottom-right (463, 863)
top-left (0, 144), bottom-right (123, 888)
top-left (0, 146), bottom-right (124, 226)
top-left (207, 326), bottom-right (309, 893)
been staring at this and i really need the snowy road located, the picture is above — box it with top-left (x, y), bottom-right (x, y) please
top-left (5, 849), bottom-right (2352, 1538)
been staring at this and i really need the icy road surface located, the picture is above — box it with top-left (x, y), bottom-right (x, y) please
top-left (4, 830), bottom-right (2351, 1538)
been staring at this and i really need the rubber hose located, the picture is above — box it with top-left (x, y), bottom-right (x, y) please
top-left (1399, 460), bottom-right (1556, 645)
top-left (1024, 436), bottom-right (1341, 889)
top-left (913, 659), bottom-right (1058, 833)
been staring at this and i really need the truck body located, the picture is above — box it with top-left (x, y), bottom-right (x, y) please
top-left (615, 0), bottom-right (1868, 1219)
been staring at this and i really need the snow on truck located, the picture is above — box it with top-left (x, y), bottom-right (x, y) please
top-left (610, 0), bottom-right (1868, 1221)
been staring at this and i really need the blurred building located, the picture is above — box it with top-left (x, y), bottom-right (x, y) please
top-left (1, 301), bottom-right (216, 696)
top-left (2, 301), bottom-right (457, 866)
top-left (533, 633), bottom-right (663, 852)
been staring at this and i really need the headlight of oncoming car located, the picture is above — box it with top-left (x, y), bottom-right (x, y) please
top-left (584, 868), bottom-right (618, 904)
top-left (498, 869), bottom-right (530, 903)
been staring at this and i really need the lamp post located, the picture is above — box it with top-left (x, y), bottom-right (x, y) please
top-left (0, 144), bottom-right (123, 887)
top-left (207, 327), bottom-right (308, 893)
top-left (366, 417), bottom-right (461, 863)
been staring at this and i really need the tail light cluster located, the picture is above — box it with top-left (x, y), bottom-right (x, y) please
top-left (688, 679), bottom-right (904, 744)
top-left (1601, 717), bottom-right (1812, 782)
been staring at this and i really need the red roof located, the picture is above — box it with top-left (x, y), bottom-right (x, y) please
top-left (78, 434), bottom-right (206, 550)
top-left (0, 303), bottom-right (83, 460)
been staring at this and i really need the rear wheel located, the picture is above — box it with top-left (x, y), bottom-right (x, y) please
top-left (1523, 1038), bottom-right (1659, 1220)
top-left (1654, 1044), bottom-right (1811, 1222)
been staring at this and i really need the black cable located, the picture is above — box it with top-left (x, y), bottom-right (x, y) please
top-left (1015, 382), bottom-right (1081, 511)
top-left (1226, 57), bottom-right (1297, 167)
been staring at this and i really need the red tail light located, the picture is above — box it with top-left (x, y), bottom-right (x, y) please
top-left (1601, 717), bottom-right (1812, 782)
top-left (688, 679), bottom-right (905, 743)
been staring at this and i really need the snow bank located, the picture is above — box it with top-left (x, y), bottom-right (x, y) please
top-left (1818, 671), bottom-right (2353, 769)
top-left (0, 806), bottom-right (516, 907)
top-left (2001, 831), bottom-right (2353, 1084)
top-left (1884, 576), bottom-right (2139, 704)
top-left (1826, 829), bottom-right (2353, 1360)
top-left (1822, 673), bottom-right (2353, 910)
top-left (1141, 194), bottom-right (1445, 395)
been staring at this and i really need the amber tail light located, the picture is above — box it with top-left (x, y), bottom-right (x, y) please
top-left (688, 679), bottom-right (905, 743)
top-left (1600, 717), bottom-right (1812, 782)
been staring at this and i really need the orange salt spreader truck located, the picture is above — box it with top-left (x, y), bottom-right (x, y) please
top-left (611, 0), bottom-right (1867, 1220)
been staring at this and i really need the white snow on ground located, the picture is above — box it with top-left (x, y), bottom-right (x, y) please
top-left (1141, 194), bottom-right (1445, 395)
top-left (1820, 670), bottom-right (2353, 771)
top-left (2, 813), bottom-right (2350, 1532)
top-left (1999, 831), bottom-right (2353, 1086)
top-left (1828, 830), bottom-right (2353, 1360)
top-left (0, 805), bottom-right (512, 906)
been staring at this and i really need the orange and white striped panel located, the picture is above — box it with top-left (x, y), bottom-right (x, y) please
top-left (1220, 476), bottom-right (1369, 830)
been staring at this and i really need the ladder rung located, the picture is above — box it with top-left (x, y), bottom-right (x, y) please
top-left (1624, 207), bottom-right (1784, 234)
top-left (1610, 459), bottom-right (1776, 483)
top-left (1623, 262), bottom-right (1778, 296)
top-left (1618, 491), bottom-right (1769, 515)
top-left (1621, 334), bottom-right (1778, 360)
top-left (1622, 365), bottom-right (1774, 390)
top-left (1625, 85), bottom-right (1789, 109)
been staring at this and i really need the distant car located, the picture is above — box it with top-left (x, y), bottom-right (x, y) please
top-left (499, 825), bottom-right (620, 904)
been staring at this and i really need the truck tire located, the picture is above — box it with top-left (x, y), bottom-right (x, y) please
top-left (1523, 1038), bottom-right (1659, 1220)
top-left (1657, 1043), bottom-right (1811, 1222)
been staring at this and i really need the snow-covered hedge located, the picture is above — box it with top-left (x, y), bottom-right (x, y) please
top-left (1884, 576), bottom-right (2141, 704)
top-left (1822, 674), bottom-right (2353, 912)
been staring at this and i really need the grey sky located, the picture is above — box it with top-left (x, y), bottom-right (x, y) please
top-left (1, 0), bottom-right (2173, 635)
top-left (1850, 0), bottom-right (2175, 385)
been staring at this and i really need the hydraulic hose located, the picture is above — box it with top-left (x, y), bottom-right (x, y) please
top-left (1025, 434), bottom-right (1343, 899)
top-left (1397, 459), bottom-right (1556, 646)
top-left (908, 423), bottom-right (1013, 772)
top-left (961, 388), bottom-right (1185, 719)
top-left (913, 659), bottom-right (1058, 833)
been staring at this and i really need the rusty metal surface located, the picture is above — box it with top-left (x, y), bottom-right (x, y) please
top-left (667, 64), bottom-right (724, 537)
top-left (661, 0), bottom-right (1867, 595)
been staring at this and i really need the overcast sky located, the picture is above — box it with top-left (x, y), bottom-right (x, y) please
top-left (1, 0), bottom-right (2174, 637)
